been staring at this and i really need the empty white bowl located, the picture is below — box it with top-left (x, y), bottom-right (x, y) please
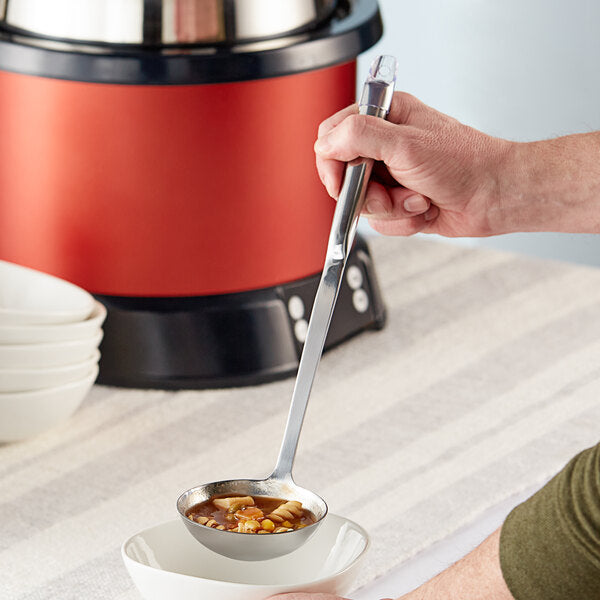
top-left (0, 330), bottom-right (103, 369)
top-left (0, 350), bottom-right (100, 392)
top-left (122, 514), bottom-right (369, 600)
top-left (0, 260), bottom-right (94, 325)
top-left (0, 366), bottom-right (98, 442)
top-left (0, 300), bottom-right (106, 345)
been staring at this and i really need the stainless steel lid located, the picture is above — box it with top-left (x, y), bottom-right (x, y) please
top-left (0, 0), bottom-right (338, 45)
top-left (0, 0), bottom-right (382, 85)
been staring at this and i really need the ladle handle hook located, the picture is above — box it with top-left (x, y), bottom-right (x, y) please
top-left (270, 56), bottom-right (398, 482)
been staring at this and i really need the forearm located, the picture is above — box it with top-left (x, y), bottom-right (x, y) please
top-left (396, 528), bottom-right (514, 600)
top-left (497, 132), bottom-right (600, 233)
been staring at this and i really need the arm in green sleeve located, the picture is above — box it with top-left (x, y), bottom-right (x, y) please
top-left (500, 441), bottom-right (600, 599)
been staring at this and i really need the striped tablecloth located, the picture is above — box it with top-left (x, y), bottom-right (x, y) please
top-left (3, 235), bottom-right (600, 600)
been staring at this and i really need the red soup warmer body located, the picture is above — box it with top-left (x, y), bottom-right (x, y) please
top-left (0, 0), bottom-right (386, 388)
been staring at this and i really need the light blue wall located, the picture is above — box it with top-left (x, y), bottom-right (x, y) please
top-left (357, 0), bottom-right (600, 266)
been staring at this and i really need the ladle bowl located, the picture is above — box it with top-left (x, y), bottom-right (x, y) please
top-left (177, 477), bottom-right (327, 561)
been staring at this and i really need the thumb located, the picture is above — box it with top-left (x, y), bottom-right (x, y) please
top-left (314, 113), bottom-right (404, 164)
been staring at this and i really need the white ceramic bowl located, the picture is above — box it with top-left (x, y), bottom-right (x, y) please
top-left (122, 514), bottom-right (369, 600)
top-left (0, 300), bottom-right (106, 345)
top-left (0, 260), bottom-right (94, 325)
top-left (0, 330), bottom-right (103, 369)
top-left (0, 366), bottom-right (98, 442)
top-left (0, 349), bottom-right (100, 392)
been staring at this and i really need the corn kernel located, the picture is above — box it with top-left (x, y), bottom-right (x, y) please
top-left (281, 520), bottom-right (293, 528)
top-left (261, 519), bottom-right (275, 531)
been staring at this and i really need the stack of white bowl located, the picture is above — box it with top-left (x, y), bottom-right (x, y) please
top-left (0, 260), bottom-right (105, 442)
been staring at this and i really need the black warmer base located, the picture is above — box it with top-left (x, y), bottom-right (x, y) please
top-left (95, 235), bottom-right (386, 389)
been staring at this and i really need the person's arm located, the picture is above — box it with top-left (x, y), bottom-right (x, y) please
top-left (388, 528), bottom-right (513, 600)
top-left (496, 132), bottom-right (600, 233)
top-left (314, 93), bottom-right (600, 238)
top-left (267, 528), bottom-right (514, 600)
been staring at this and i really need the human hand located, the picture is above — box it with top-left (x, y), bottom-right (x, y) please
top-left (266, 594), bottom-right (393, 600)
top-left (314, 92), bottom-right (512, 238)
top-left (266, 594), bottom-right (349, 600)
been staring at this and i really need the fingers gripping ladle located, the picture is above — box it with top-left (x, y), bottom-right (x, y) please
top-left (177, 55), bottom-right (397, 561)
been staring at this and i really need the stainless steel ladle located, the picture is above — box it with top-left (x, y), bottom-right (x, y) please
top-left (177, 55), bottom-right (397, 561)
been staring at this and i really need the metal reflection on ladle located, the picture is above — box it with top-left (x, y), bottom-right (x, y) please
top-left (176, 54), bottom-right (398, 561)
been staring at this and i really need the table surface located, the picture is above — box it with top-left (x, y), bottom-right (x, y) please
top-left (3, 235), bottom-right (600, 600)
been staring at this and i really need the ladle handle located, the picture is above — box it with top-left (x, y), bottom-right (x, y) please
top-left (270, 56), bottom-right (398, 482)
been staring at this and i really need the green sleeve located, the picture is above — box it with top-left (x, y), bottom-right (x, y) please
top-left (499, 442), bottom-right (600, 599)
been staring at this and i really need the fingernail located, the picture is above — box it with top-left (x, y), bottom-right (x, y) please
top-left (403, 195), bottom-right (428, 213)
top-left (314, 136), bottom-right (330, 154)
top-left (365, 197), bottom-right (387, 215)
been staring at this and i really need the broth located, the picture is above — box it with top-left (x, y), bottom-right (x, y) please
top-left (185, 494), bottom-right (316, 534)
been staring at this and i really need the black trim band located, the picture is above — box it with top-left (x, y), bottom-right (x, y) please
top-left (95, 235), bottom-right (386, 389)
